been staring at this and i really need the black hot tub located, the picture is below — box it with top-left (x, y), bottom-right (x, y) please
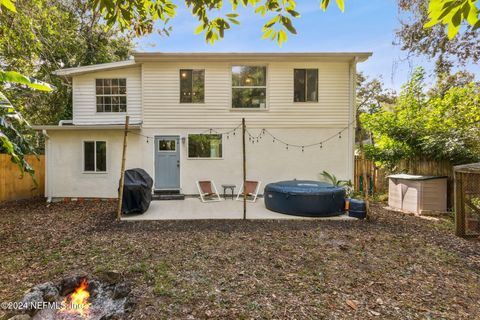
top-left (264, 180), bottom-right (345, 217)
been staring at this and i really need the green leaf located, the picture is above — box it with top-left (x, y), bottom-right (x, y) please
top-left (0, 0), bottom-right (16, 12)
top-left (451, 7), bottom-right (463, 26)
top-left (336, 0), bottom-right (345, 12)
top-left (194, 24), bottom-right (204, 34)
top-left (466, 1), bottom-right (479, 26)
top-left (447, 19), bottom-right (461, 38)
top-left (277, 29), bottom-right (287, 45)
top-left (262, 28), bottom-right (274, 39)
top-left (320, 0), bottom-right (330, 11)
top-left (0, 71), bottom-right (53, 91)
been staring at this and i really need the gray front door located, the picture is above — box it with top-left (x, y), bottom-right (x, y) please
top-left (154, 136), bottom-right (180, 190)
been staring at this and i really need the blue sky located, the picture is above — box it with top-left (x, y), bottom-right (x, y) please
top-left (136, 0), bottom-right (478, 92)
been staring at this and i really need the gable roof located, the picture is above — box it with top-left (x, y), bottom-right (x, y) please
top-left (53, 52), bottom-right (372, 76)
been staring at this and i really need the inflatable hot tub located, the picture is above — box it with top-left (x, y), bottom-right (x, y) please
top-left (264, 180), bottom-right (345, 217)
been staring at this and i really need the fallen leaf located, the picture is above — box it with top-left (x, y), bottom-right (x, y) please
top-left (346, 299), bottom-right (358, 310)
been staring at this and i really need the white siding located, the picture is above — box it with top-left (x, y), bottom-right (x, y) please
top-left (46, 130), bottom-right (146, 198)
top-left (142, 61), bottom-right (351, 128)
top-left (46, 127), bottom-right (351, 198)
top-left (72, 67), bottom-right (142, 125)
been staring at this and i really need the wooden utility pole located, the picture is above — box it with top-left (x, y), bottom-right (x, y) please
top-left (242, 118), bottom-right (247, 220)
top-left (117, 116), bottom-right (129, 221)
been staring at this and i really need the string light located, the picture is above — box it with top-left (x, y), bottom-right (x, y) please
top-left (127, 121), bottom-right (354, 151)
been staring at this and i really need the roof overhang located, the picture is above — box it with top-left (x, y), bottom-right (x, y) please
top-left (133, 52), bottom-right (372, 63)
top-left (52, 52), bottom-right (372, 76)
top-left (32, 124), bottom-right (142, 131)
top-left (53, 60), bottom-right (138, 77)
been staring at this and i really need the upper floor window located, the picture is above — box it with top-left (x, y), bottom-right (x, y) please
top-left (232, 66), bottom-right (266, 109)
top-left (180, 69), bottom-right (205, 103)
top-left (96, 78), bottom-right (127, 112)
top-left (294, 69), bottom-right (318, 102)
top-left (84, 141), bottom-right (107, 172)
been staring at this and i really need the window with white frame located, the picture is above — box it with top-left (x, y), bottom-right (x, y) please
top-left (84, 141), bottom-right (107, 172)
top-left (95, 78), bottom-right (127, 112)
top-left (294, 69), bottom-right (318, 102)
top-left (232, 66), bottom-right (267, 109)
top-left (188, 134), bottom-right (222, 158)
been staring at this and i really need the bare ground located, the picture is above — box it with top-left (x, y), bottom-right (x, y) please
top-left (0, 199), bottom-right (479, 319)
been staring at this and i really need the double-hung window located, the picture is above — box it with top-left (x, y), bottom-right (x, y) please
top-left (294, 69), bottom-right (318, 102)
top-left (232, 66), bottom-right (267, 109)
top-left (96, 78), bottom-right (127, 112)
top-left (180, 69), bottom-right (205, 103)
top-left (84, 141), bottom-right (107, 172)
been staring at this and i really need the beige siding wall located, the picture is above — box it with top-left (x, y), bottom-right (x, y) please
top-left (142, 61), bottom-right (351, 128)
top-left (72, 67), bottom-right (142, 125)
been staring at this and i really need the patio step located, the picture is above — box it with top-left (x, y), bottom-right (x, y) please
top-left (152, 190), bottom-right (185, 201)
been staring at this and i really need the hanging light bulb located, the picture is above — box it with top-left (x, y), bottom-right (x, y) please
top-left (338, 132), bottom-right (342, 139)
top-left (302, 146), bottom-right (304, 152)
top-left (320, 143), bottom-right (323, 149)
top-left (286, 144), bottom-right (289, 150)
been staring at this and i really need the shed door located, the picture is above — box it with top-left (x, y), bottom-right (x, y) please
top-left (154, 136), bottom-right (180, 190)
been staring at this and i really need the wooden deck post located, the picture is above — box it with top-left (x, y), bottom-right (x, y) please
top-left (242, 118), bottom-right (247, 220)
top-left (116, 116), bottom-right (129, 221)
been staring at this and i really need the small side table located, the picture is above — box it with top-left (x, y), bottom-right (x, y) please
top-left (221, 184), bottom-right (236, 200)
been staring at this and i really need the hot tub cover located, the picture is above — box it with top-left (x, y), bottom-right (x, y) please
top-left (121, 168), bottom-right (153, 214)
top-left (264, 180), bottom-right (345, 217)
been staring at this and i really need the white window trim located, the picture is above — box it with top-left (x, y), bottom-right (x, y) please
top-left (186, 134), bottom-right (224, 160)
top-left (95, 78), bottom-right (128, 114)
top-left (293, 68), bottom-right (319, 104)
top-left (179, 69), bottom-right (206, 104)
top-left (82, 140), bottom-right (108, 174)
top-left (229, 64), bottom-right (269, 110)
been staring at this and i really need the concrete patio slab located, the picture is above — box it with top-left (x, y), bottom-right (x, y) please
top-left (121, 198), bottom-right (357, 221)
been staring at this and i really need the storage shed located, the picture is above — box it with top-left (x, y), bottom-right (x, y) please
top-left (388, 174), bottom-right (448, 214)
top-left (453, 163), bottom-right (480, 237)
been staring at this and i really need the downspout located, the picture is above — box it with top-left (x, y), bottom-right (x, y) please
top-left (43, 129), bottom-right (52, 203)
top-left (349, 57), bottom-right (358, 182)
top-left (58, 119), bottom-right (73, 126)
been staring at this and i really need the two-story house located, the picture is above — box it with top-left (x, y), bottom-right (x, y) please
top-left (34, 52), bottom-right (371, 200)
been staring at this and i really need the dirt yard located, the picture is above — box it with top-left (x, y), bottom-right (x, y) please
top-left (0, 199), bottom-right (479, 319)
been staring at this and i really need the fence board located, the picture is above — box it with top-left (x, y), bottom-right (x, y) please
top-left (0, 154), bottom-right (45, 202)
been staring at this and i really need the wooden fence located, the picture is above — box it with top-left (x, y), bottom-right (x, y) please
top-left (0, 154), bottom-right (45, 202)
top-left (354, 157), bottom-right (455, 207)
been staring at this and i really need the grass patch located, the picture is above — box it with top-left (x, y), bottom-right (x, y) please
top-left (153, 262), bottom-right (176, 297)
